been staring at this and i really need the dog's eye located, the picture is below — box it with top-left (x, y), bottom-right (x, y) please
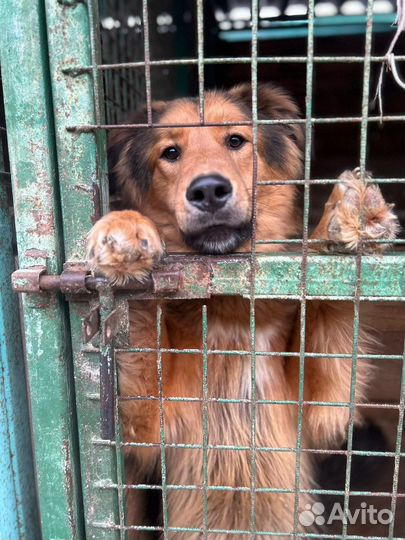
top-left (227, 134), bottom-right (246, 150)
top-left (161, 146), bottom-right (180, 162)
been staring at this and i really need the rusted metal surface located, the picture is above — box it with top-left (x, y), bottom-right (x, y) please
top-left (71, 300), bottom-right (121, 538)
top-left (83, 305), bottom-right (100, 343)
top-left (44, 0), bottom-right (109, 261)
top-left (0, 1), bottom-right (84, 538)
top-left (10, 254), bottom-right (405, 300)
top-left (43, 0), bottom-right (120, 535)
top-left (152, 269), bottom-right (181, 294)
top-left (99, 298), bottom-right (129, 441)
top-left (60, 269), bottom-right (89, 295)
top-left (11, 266), bottom-right (47, 293)
top-left (99, 342), bottom-right (116, 441)
top-left (103, 308), bottom-right (121, 346)
top-left (0, 72), bottom-right (40, 540)
top-left (11, 267), bottom-right (150, 294)
top-left (100, 302), bottom-right (117, 440)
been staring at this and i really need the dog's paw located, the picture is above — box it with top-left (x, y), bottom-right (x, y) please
top-left (87, 210), bottom-right (164, 285)
top-left (318, 168), bottom-right (399, 253)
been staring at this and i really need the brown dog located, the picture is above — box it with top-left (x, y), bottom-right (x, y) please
top-left (87, 84), bottom-right (399, 539)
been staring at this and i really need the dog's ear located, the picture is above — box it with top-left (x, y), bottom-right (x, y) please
top-left (229, 83), bottom-right (304, 177)
top-left (108, 101), bottom-right (166, 205)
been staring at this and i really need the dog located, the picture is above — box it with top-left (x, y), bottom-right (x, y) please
top-left (87, 83), bottom-right (399, 539)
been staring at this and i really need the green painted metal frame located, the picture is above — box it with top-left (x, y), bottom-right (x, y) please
top-left (0, 1), bottom-right (84, 538)
top-left (111, 253), bottom-right (405, 301)
top-left (0, 78), bottom-right (40, 540)
top-left (40, 0), bottom-right (405, 537)
top-left (1, 0), bottom-right (404, 538)
top-left (43, 1), bottom-right (120, 538)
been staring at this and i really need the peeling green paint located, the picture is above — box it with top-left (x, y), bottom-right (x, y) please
top-left (43, 1), bottom-right (119, 537)
top-left (0, 1), bottom-right (84, 538)
top-left (0, 78), bottom-right (40, 540)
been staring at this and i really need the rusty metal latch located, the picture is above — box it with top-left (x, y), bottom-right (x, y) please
top-left (11, 265), bottom-right (48, 293)
top-left (11, 266), bottom-right (181, 296)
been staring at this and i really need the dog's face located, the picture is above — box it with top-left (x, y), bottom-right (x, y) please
top-left (109, 84), bottom-right (303, 254)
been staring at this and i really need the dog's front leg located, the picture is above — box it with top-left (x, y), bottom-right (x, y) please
top-left (87, 209), bottom-right (164, 285)
top-left (288, 169), bottom-right (400, 448)
top-left (88, 210), bottom-right (165, 537)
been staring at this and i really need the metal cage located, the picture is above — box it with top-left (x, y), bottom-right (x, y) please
top-left (0, 1), bottom-right (404, 539)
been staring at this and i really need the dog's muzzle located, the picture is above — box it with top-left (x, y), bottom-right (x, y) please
top-left (182, 222), bottom-right (252, 254)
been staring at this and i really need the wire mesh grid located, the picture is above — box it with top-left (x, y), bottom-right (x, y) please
top-left (100, 0), bottom-right (146, 123)
top-left (70, 0), bottom-right (405, 538)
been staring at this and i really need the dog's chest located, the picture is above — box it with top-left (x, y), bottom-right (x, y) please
top-left (164, 297), bottom-right (296, 402)
top-left (165, 297), bottom-right (296, 354)
top-left (166, 297), bottom-right (296, 346)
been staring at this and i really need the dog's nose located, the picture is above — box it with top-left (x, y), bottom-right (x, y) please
top-left (186, 175), bottom-right (233, 212)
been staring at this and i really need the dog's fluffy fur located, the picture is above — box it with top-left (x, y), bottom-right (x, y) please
top-left (87, 84), bottom-right (399, 539)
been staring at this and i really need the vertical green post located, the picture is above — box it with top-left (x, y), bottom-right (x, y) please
top-left (0, 82), bottom-right (40, 540)
top-left (0, 1), bottom-right (84, 538)
top-left (43, 1), bottom-right (119, 538)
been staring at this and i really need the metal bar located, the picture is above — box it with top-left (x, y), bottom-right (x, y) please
top-left (0, 83), bottom-right (40, 540)
top-left (257, 177), bottom-right (405, 185)
top-left (97, 287), bottom-right (125, 538)
top-left (88, 0), bottom-right (110, 210)
top-left (202, 305), bottom-right (209, 539)
top-left (12, 254), bottom-right (405, 299)
top-left (66, 114), bottom-right (405, 131)
top-left (250, 2), bottom-right (259, 536)
top-left (43, 0), bottom-right (117, 537)
top-left (114, 397), bottom-right (405, 407)
top-left (293, 0), bottom-right (314, 530)
top-left (44, 0), bottom-right (108, 261)
top-left (62, 54), bottom-right (405, 74)
top-left (93, 482), bottom-right (405, 497)
top-left (341, 6), bottom-right (375, 538)
top-left (359, 0), bottom-right (374, 176)
top-left (105, 395), bottom-right (405, 407)
top-left (99, 290), bottom-right (116, 441)
top-left (94, 440), bottom-right (405, 457)
top-left (196, 0), bottom-right (205, 123)
top-left (113, 340), bottom-right (126, 540)
top-left (0, 1), bottom-right (85, 538)
top-left (142, 0), bottom-right (152, 124)
top-left (341, 259), bottom-right (361, 540)
top-left (70, 300), bottom-right (121, 538)
top-left (113, 348), bottom-right (405, 360)
top-left (386, 300), bottom-right (405, 537)
top-left (157, 304), bottom-right (169, 539)
top-left (256, 238), bottom-right (405, 244)
top-left (90, 521), bottom-right (405, 538)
